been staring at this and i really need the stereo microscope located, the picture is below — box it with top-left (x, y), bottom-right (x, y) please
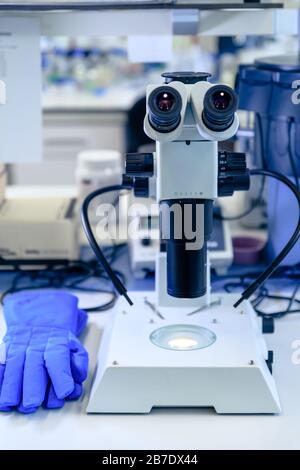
top-left (85, 72), bottom-right (281, 414)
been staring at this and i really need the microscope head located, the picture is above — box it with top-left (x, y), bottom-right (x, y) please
top-left (128, 73), bottom-right (248, 301)
top-left (144, 72), bottom-right (239, 143)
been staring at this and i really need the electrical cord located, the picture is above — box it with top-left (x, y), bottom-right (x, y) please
top-left (81, 183), bottom-right (133, 306)
top-left (221, 277), bottom-right (300, 319)
top-left (1, 283), bottom-right (117, 313)
top-left (285, 279), bottom-right (300, 313)
top-left (234, 168), bottom-right (300, 308)
top-left (254, 292), bottom-right (300, 319)
top-left (0, 258), bottom-right (125, 313)
top-left (211, 263), bottom-right (300, 281)
top-left (218, 113), bottom-right (266, 222)
top-left (80, 173), bottom-right (300, 309)
top-left (221, 119), bottom-right (298, 226)
top-left (0, 186), bottom-right (129, 311)
top-left (213, 266), bottom-right (300, 319)
top-left (217, 176), bottom-right (265, 221)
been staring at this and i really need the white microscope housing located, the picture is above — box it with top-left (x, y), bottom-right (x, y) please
top-left (87, 73), bottom-right (281, 415)
top-left (140, 72), bottom-right (246, 308)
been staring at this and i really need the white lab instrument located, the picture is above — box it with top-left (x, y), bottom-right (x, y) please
top-left (0, 196), bottom-right (78, 264)
top-left (88, 292), bottom-right (279, 414)
top-left (77, 149), bottom-right (127, 247)
top-left (86, 72), bottom-right (280, 414)
top-left (76, 149), bottom-right (122, 213)
top-left (0, 165), bottom-right (6, 206)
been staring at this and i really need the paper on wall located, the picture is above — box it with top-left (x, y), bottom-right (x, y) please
top-left (128, 35), bottom-right (173, 63)
top-left (0, 17), bottom-right (41, 163)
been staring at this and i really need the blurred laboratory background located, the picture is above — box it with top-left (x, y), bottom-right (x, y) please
top-left (1, 23), bottom-right (299, 274)
top-left (6, 32), bottom-right (297, 188)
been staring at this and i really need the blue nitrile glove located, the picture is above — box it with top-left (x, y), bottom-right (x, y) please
top-left (0, 291), bottom-right (89, 413)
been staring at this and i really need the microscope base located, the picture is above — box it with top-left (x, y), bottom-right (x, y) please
top-left (87, 292), bottom-right (281, 414)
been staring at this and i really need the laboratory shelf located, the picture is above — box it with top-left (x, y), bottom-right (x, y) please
top-left (0, 1), bottom-right (284, 12)
top-left (0, 2), bottom-right (293, 46)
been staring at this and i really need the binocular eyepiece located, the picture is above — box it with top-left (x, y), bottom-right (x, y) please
top-left (147, 82), bottom-right (238, 134)
top-left (148, 86), bottom-right (182, 133)
top-left (202, 85), bottom-right (238, 132)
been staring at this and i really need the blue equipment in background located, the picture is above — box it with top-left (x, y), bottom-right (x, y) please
top-left (237, 55), bottom-right (300, 265)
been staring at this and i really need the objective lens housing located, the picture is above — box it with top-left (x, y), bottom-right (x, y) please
top-left (148, 86), bottom-right (182, 133)
top-left (202, 85), bottom-right (238, 132)
top-left (160, 199), bottom-right (214, 298)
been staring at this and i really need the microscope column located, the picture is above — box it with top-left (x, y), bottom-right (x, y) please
top-left (156, 139), bottom-right (218, 307)
top-left (160, 198), bottom-right (213, 298)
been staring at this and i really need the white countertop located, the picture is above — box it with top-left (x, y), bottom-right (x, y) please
top-left (0, 186), bottom-right (295, 450)
top-left (5, 185), bottom-right (77, 199)
top-left (0, 290), bottom-right (300, 450)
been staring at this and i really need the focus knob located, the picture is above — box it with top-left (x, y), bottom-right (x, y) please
top-left (225, 152), bottom-right (247, 171)
top-left (218, 151), bottom-right (250, 197)
top-left (125, 153), bottom-right (154, 177)
top-left (133, 177), bottom-right (149, 198)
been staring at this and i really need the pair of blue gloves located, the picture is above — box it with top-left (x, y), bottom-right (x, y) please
top-left (0, 291), bottom-right (89, 413)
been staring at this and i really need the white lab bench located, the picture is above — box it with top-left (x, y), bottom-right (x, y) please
top-left (0, 289), bottom-right (300, 450)
top-left (9, 87), bottom-right (144, 186)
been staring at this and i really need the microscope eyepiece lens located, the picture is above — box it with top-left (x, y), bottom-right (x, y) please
top-left (156, 91), bottom-right (175, 112)
top-left (148, 86), bottom-right (182, 133)
top-left (212, 90), bottom-right (232, 110)
top-left (202, 85), bottom-right (238, 132)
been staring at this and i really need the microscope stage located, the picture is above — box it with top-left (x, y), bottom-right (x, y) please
top-left (87, 292), bottom-right (281, 414)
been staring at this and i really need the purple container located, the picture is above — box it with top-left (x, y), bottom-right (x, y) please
top-left (232, 236), bottom-right (266, 265)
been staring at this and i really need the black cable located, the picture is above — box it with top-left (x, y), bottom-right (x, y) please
top-left (222, 276), bottom-right (300, 319)
top-left (234, 168), bottom-right (300, 308)
top-left (81, 183), bottom-right (133, 306)
top-left (254, 288), bottom-right (300, 319)
top-left (211, 264), bottom-right (300, 282)
top-left (83, 292), bottom-right (117, 313)
top-left (0, 257), bottom-right (125, 313)
top-left (218, 113), bottom-right (266, 222)
top-left (285, 280), bottom-right (300, 313)
top-left (217, 264), bottom-right (300, 315)
top-left (217, 176), bottom-right (265, 221)
top-left (1, 284), bottom-right (117, 313)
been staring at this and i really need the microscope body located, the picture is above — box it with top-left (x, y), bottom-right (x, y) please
top-left (127, 72), bottom-right (247, 308)
top-left (87, 74), bottom-right (281, 415)
top-left (155, 134), bottom-right (217, 307)
top-left (150, 95), bottom-right (219, 308)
